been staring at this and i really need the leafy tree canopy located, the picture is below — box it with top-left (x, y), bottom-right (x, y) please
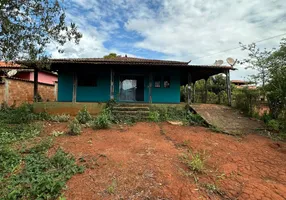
top-left (103, 53), bottom-right (121, 59)
top-left (0, 0), bottom-right (82, 61)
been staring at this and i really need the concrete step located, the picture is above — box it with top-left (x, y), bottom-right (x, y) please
top-left (113, 110), bottom-right (150, 115)
top-left (115, 103), bottom-right (150, 108)
top-left (113, 107), bottom-right (150, 111)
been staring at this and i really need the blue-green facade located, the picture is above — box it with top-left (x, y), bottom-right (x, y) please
top-left (58, 68), bottom-right (181, 103)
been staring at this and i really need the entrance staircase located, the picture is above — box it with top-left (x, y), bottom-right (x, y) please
top-left (112, 103), bottom-right (150, 121)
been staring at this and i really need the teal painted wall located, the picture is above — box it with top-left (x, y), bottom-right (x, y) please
top-left (58, 71), bottom-right (73, 102)
top-left (58, 68), bottom-right (181, 103)
top-left (151, 70), bottom-right (180, 103)
top-left (76, 71), bottom-right (110, 102)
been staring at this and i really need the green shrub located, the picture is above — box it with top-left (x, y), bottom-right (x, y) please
top-left (50, 114), bottom-right (70, 122)
top-left (233, 88), bottom-right (260, 116)
top-left (148, 111), bottom-right (160, 122)
top-left (267, 119), bottom-right (280, 132)
top-left (76, 106), bottom-right (92, 124)
top-left (68, 119), bottom-right (82, 135)
top-left (91, 109), bottom-right (112, 129)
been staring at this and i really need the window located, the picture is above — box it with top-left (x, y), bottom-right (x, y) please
top-left (77, 74), bottom-right (97, 87)
top-left (154, 76), bottom-right (161, 88)
top-left (164, 76), bottom-right (170, 88)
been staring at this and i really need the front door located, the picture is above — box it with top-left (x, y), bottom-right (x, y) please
top-left (119, 75), bottom-right (144, 102)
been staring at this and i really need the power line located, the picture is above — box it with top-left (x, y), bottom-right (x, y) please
top-left (192, 32), bottom-right (286, 61)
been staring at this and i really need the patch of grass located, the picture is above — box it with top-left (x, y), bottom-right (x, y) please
top-left (0, 148), bottom-right (84, 200)
top-left (52, 130), bottom-right (65, 137)
top-left (0, 146), bottom-right (21, 180)
top-left (180, 151), bottom-right (205, 173)
top-left (106, 179), bottom-right (117, 195)
top-left (0, 123), bottom-right (43, 145)
top-left (50, 114), bottom-right (70, 122)
top-left (68, 119), bottom-right (82, 135)
top-left (25, 138), bottom-right (53, 153)
top-left (0, 103), bottom-right (49, 124)
top-left (187, 111), bottom-right (206, 126)
top-left (201, 183), bottom-right (223, 195)
top-left (76, 106), bottom-right (92, 124)
top-left (148, 111), bottom-right (160, 122)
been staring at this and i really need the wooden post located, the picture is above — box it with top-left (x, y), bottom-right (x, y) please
top-left (72, 72), bottom-right (77, 102)
top-left (188, 72), bottom-right (192, 104)
top-left (33, 68), bottom-right (39, 102)
top-left (204, 79), bottom-right (208, 103)
top-left (110, 69), bottom-right (114, 100)
top-left (149, 73), bottom-right (152, 103)
top-left (225, 70), bottom-right (232, 106)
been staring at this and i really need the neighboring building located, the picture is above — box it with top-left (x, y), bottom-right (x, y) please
top-left (19, 57), bottom-right (234, 104)
top-left (0, 61), bottom-right (57, 84)
top-left (231, 80), bottom-right (256, 89)
top-left (0, 61), bottom-right (58, 106)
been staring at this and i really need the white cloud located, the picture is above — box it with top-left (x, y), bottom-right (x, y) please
top-left (48, 0), bottom-right (286, 80)
top-left (125, 0), bottom-right (286, 79)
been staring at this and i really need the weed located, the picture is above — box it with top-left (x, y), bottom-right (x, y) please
top-left (148, 111), bottom-right (160, 122)
top-left (91, 108), bottom-right (112, 129)
top-left (0, 123), bottom-right (42, 145)
top-left (68, 119), bottom-right (82, 135)
top-left (180, 151), bottom-right (205, 173)
top-left (26, 138), bottom-right (53, 153)
top-left (187, 111), bottom-right (206, 126)
top-left (106, 179), bottom-right (117, 194)
top-left (52, 130), bottom-right (65, 137)
top-left (201, 183), bottom-right (222, 194)
top-left (0, 148), bottom-right (84, 200)
top-left (0, 146), bottom-right (21, 180)
top-left (76, 106), bottom-right (92, 124)
top-left (266, 119), bottom-right (280, 132)
top-left (50, 114), bottom-right (70, 122)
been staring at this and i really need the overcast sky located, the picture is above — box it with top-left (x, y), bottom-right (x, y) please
top-left (48, 0), bottom-right (286, 80)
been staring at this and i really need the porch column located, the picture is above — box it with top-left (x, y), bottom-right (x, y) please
top-left (149, 72), bottom-right (152, 103)
top-left (192, 82), bottom-right (196, 103)
top-left (187, 72), bottom-right (192, 104)
top-left (225, 70), bottom-right (232, 106)
top-left (33, 68), bottom-right (39, 102)
top-left (110, 69), bottom-right (114, 100)
top-left (204, 79), bottom-right (208, 103)
top-left (72, 72), bottom-right (77, 102)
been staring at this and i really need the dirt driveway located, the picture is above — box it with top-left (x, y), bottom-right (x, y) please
top-left (48, 122), bottom-right (286, 200)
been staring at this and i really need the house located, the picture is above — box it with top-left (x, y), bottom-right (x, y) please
top-left (20, 57), bottom-right (234, 105)
top-left (231, 80), bottom-right (256, 89)
top-left (0, 61), bottom-right (58, 106)
top-left (0, 61), bottom-right (57, 84)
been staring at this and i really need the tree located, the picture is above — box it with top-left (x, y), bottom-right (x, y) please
top-left (239, 42), bottom-right (273, 98)
top-left (0, 0), bottom-right (82, 61)
top-left (103, 53), bottom-right (121, 59)
top-left (266, 38), bottom-right (286, 119)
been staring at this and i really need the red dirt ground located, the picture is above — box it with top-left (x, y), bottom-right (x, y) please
top-left (47, 122), bottom-right (286, 200)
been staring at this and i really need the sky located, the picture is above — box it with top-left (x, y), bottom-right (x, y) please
top-left (48, 0), bottom-right (286, 80)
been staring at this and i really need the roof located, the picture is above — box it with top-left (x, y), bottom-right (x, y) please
top-left (17, 57), bottom-right (234, 70)
top-left (0, 61), bottom-right (22, 69)
top-left (48, 57), bottom-right (190, 66)
top-left (231, 80), bottom-right (249, 84)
